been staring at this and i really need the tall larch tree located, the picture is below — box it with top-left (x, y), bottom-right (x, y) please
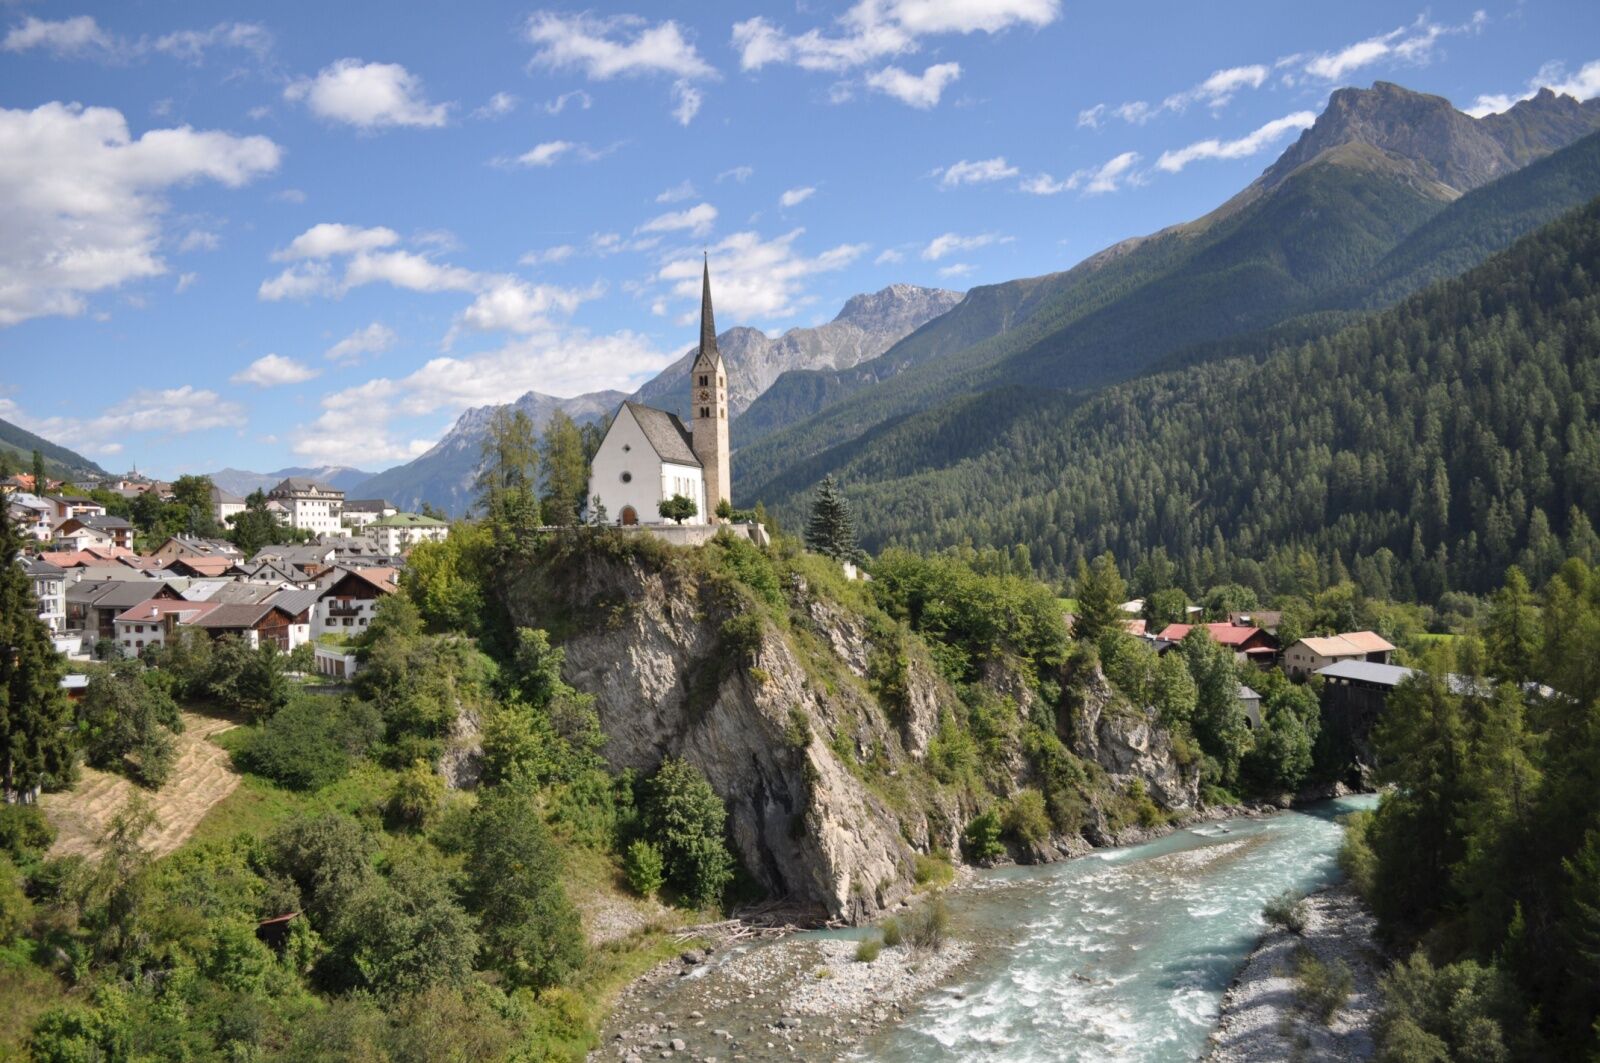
top-left (538, 410), bottom-right (588, 527)
top-left (0, 516), bottom-right (76, 799)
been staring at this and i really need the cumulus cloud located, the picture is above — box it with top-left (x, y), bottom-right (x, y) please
top-left (638, 203), bottom-right (718, 237)
top-left (11, 386), bottom-right (246, 454)
top-left (656, 230), bottom-right (867, 321)
top-left (232, 353), bottom-right (320, 387)
top-left (921, 231), bottom-right (1007, 261)
top-left (472, 91), bottom-right (518, 119)
top-left (656, 179), bottom-right (697, 203)
top-left (447, 278), bottom-right (597, 343)
top-left (779, 186), bottom-right (816, 207)
top-left (1025, 151), bottom-right (1141, 196)
top-left (938, 262), bottom-right (975, 277)
top-left (865, 62), bottom-right (961, 108)
top-left (273, 222), bottom-right (399, 260)
top-left (519, 244), bottom-right (577, 266)
top-left (285, 59), bottom-right (450, 129)
top-left (717, 165), bottom-right (754, 183)
top-left (0, 101), bottom-right (280, 326)
top-left (526, 12), bottom-right (716, 122)
top-left (1466, 58), bottom-right (1600, 117)
top-left (1080, 63), bottom-right (1269, 129)
top-left (1155, 111), bottom-right (1316, 172)
top-left (875, 248), bottom-right (905, 264)
top-left (259, 224), bottom-right (487, 302)
top-left (732, 0), bottom-right (1056, 73)
top-left (3, 15), bottom-right (113, 56)
top-left (3, 15), bottom-right (271, 63)
top-left (936, 155), bottom-right (1018, 187)
top-left (175, 272), bottom-right (198, 293)
top-left (543, 90), bottom-right (593, 115)
top-left (325, 322), bottom-right (396, 364)
top-left (1299, 11), bottom-right (1485, 83)
top-left (178, 229), bottom-right (220, 252)
top-left (517, 140), bottom-right (576, 167)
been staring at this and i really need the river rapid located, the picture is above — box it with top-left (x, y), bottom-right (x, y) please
top-left (856, 794), bottom-right (1379, 1062)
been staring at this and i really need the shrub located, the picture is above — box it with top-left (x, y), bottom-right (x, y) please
top-left (880, 917), bottom-right (903, 947)
top-left (386, 760), bottom-right (445, 830)
top-left (264, 813), bottom-right (376, 923)
top-left (961, 809), bottom-right (1005, 864)
top-left (0, 855), bottom-right (32, 944)
top-left (855, 935), bottom-right (883, 963)
top-left (640, 759), bottom-right (735, 909)
top-left (1376, 952), bottom-right (1516, 1062)
top-left (901, 896), bottom-right (949, 951)
top-left (623, 840), bottom-right (666, 899)
top-left (1294, 949), bottom-right (1354, 1024)
top-left (912, 852), bottom-right (954, 889)
top-left (1337, 811), bottom-right (1377, 901)
top-left (1003, 789), bottom-right (1052, 847)
top-left (234, 696), bottom-right (353, 790)
top-left (1263, 889), bottom-right (1308, 935)
top-left (0, 803), bottom-right (55, 863)
top-left (325, 856), bottom-right (478, 996)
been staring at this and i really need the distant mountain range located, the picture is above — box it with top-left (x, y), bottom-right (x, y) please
top-left (0, 415), bottom-right (108, 481)
top-left (734, 82), bottom-right (1600, 515)
top-left (351, 283), bottom-right (962, 514)
top-left (208, 466), bottom-right (377, 497)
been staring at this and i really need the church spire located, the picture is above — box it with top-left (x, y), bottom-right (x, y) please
top-left (699, 253), bottom-right (720, 364)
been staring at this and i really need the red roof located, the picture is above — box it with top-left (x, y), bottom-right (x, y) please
top-left (1156, 622), bottom-right (1266, 647)
top-left (113, 598), bottom-right (220, 625)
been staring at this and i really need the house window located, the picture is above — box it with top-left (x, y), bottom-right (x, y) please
top-left (700, 406), bottom-right (709, 418)
top-left (699, 375), bottom-right (708, 386)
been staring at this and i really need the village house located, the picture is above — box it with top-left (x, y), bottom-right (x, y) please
top-left (313, 566), bottom-right (397, 636)
top-left (52, 514), bottom-right (133, 551)
top-left (186, 601), bottom-right (302, 651)
top-left (44, 494), bottom-right (105, 523)
top-left (1155, 622), bottom-right (1278, 665)
top-left (267, 477), bottom-right (345, 535)
top-left (341, 499), bottom-right (396, 532)
top-left (113, 598), bottom-right (221, 657)
top-left (67, 579), bottom-right (182, 643)
top-left (24, 557), bottom-right (66, 634)
top-left (588, 258), bottom-right (729, 527)
top-left (6, 492), bottom-right (53, 540)
top-left (1284, 631), bottom-right (1396, 679)
top-left (149, 535), bottom-right (242, 564)
top-left (209, 484), bottom-right (247, 526)
top-left (364, 512), bottom-right (448, 554)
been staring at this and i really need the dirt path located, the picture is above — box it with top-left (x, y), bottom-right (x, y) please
top-left (41, 712), bottom-right (241, 860)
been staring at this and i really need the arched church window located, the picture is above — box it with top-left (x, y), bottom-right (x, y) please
top-left (620, 471), bottom-right (632, 483)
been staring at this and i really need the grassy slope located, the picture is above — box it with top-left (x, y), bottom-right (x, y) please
top-left (0, 416), bottom-right (109, 481)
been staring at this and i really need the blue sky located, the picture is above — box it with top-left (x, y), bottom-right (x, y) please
top-left (1, 0), bottom-right (1596, 477)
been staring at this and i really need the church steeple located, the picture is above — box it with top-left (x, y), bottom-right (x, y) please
top-left (690, 255), bottom-right (730, 514)
top-left (698, 253), bottom-right (720, 364)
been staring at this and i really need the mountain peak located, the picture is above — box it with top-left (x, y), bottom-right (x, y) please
top-left (832, 284), bottom-right (964, 332)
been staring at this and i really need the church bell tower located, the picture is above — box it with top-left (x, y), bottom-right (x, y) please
top-left (690, 255), bottom-right (731, 516)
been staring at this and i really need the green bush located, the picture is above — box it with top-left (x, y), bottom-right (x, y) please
top-left (1294, 949), bottom-right (1354, 1024)
top-left (1003, 789), bottom-right (1052, 847)
top-left (234, 696), bottom-right (355, 790)
top-left (962, 809), bottom-right (1005, 863)
top-left (1337, 811), bottom-right (1377, 902)
top-left (855, 935), bottom-right (883, 963)
top-left (912, 852), bottom-right (954, 889)
top-left (880, 916), bottom-right (903, 947)
top-left (1263, 889), bottom-right (1308, 935)
top-left (1376, 952), bottom-right (1516, 1062)
top-left (640, 758), bottom-right (735, 909)
top-left (900, 896), bottom-right (949, 951)
top-left (385, 760), bottom-right (445, 830)
top-left (0, 855), bottom-right (32, 944)
top-left (623, 839), bottom-right (666, 899)
top-left (0, 803), bottom-right (55, 862)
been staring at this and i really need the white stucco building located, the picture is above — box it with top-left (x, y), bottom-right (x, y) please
top-left (588, 258), bottom-right (730, 526)
top-left (267, 477), bottom-right (345, 535)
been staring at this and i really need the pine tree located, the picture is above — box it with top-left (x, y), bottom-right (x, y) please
top-left (1073, 552), bottom-right (1126, 643)
top-left (539, 410), bottom-right (588, 526)
top-left (0, 516), bottom-right (76, 798)
top-left (805, 475), bottom-right (860, 562)
top-left (30, 450), bottom-right (45, 494)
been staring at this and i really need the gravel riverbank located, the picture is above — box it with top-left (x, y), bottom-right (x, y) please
top-left (1207, 885), bottom-right (1385, 1062)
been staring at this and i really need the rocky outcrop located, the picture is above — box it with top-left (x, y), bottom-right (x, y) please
top-left (1066, 667), bottom-right (1200, 812)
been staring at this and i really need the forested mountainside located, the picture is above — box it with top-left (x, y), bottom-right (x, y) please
top-left (0, 416), bottom-right (108, 481)
top-left (764, 196), bottom-right (1600, 597)
top-left (734, 86), bottom-right (1600, 491)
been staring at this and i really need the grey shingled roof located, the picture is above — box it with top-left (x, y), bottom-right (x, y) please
top-left (623, 401), bottom-right (700, 467)
top-left (1314, 660), bottom-right (1414, 687)
top-left (267, 587), bottom-right (322, 617)
top-left (191, 602), bottom-right (290, 629)
top-left (343, 499), bottom-right (392, 512)
top-left (269, 477), bottom-right (341, 496)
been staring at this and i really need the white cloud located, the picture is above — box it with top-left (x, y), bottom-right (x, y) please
top-left (448, 278), bottom-right (596, 342)
top-left (657, 229), bottom-right (867, 321)
top-left (543, 90), bottom-right (593, 115)
top-left (1466, 58), bottom-right (1600, 117)
top-left (656, 179), bottom-right (697, 203)
top-left (938, 262), bottom-right (975, 278)
top-left (732, 0), bottom-right (1057, 73)
top-left (175, 272), bottom-right (198, 293)
top-left (272, 188), bottom-right (307, 204)
top-left (527, 11), bottom-right (715, 80)
top-left (1301, 11), bottom-right (1485, 83)
top-left (1084, 63), bottom-right (1269, 128)
top-left (519, 244), bottom-right (577, 266)
top-left (671, 80), bottom-right (704, 125)
top-left (865, 62), bottom-right (961, 108)
top-left (1155, 111), bottom-right (1316, 172)
top-left (274, 222), bottom-right (399, 260)
top-left (875, 248), bottom-right (905, 264)
top-left (285, 59), bottom-right (450, 129)
top-left (12, 386), bottom-right (245, 453)
top-left (233, 353), bottom-right (320, 387)
top-left (3, 15), bottom-right (113, 56)
top-left (921, 231), bottom-right (1007, 261)
top-left (717, 165), bottom-right (754, 183)
top-left (1019, 173), bottom-right (1068, 195)
top-left (779, 186), bottom-right (816, 207)
top-left (151, 22), bottom-right (272, 63)
top-left (325, 322), bottom-right (396, 364)
top-left (342, 250), bottom-right (479, 293)
top-left (936, 155), bottom-right (1018, 187)
top-left (0, 101), bottom-right (280, 326)
top-left (178, 229), bottom-right (220, 252)
top-left (517, 140), bottom-right (576, 167)
top-left (472, 91), bottom-right (518, 119)
top-left (638, 202), bottom-right (718, 237)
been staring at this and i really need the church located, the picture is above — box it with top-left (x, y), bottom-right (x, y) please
top-left (588, 258), bottom-right (730, 526)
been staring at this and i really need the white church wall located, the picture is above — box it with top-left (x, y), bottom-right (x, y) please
top-left (659, 461), bottom-right (707, 524)
top-left (588, 406), bottom-right (707, 525)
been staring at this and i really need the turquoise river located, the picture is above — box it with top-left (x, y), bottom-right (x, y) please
top-left (855, 794), bottom-right (1379, 1062)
